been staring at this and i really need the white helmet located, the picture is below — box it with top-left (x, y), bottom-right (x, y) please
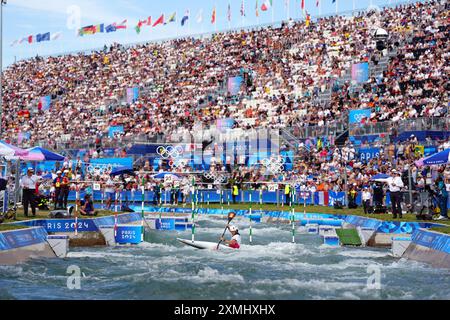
top-left (228, 225), bottom-right (238, 232)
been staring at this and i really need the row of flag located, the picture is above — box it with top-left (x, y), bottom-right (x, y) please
top-left (12, 0), bottom-right (325, 45)
top-left (78, 19), bottom-right (127, 36)
top-left (11, 32), bottom-right (62, 46)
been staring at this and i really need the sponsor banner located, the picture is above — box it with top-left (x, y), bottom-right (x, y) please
top-left (0, 227), bottom-right (48, 251)
top-left (227, 76), bottom-right (243, 95)
top-left (349, 108), bottom-right (371, 124)
top-left (378, 221), bottom-right (443, 234)
top-left (108, 125), bottom-right (124, 138)
top-left (115, 225), bottom-right (142, 244)
top-left (16, 219), bottom-right (98, 233)
top-left (351, 62), bottom-right (369, 83)
top-left (358, 147), bottom-right (381, 163)
top-left (412, 229), bottom-right (450, 254)
top-left (328, 191), bottom-right (346, 206)
top-left (155, 218), bottom-right (176, 230)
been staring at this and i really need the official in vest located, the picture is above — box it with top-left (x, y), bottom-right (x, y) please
top-left (284, 184), bottom-right (291, 205)
top-left (53, 170), bottom-right (63, 209)
top-left (232, 184), bottom-right (239, 204)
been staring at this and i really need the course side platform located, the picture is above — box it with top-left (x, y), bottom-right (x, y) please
top-left (0, 227), bottom-right (68, 265)
top-left (402, 229), bottom-right (450, 269)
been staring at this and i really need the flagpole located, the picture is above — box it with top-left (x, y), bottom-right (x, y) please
top-left (319, 1), bottom-right (322, 17)
top-left (242, 1), bottom-right (244, 28)
top-left (352, 0), bottom-right (355, 14)
top-left (271, 1), bottom-right (274, 24)
top-left (335, 0), bottom-right (338, 15)
top-left (188, 11), bottom-right (191, 35)
top-left (287, 0), bottom-right (290, 21)
top-left (215, 4), bottom-right (218, 32)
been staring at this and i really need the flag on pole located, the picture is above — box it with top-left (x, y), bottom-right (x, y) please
top-left (39, 96), bottom-right (52, 111)
top-left (116, 19), bottom-right (128, 29)
top-left (301, 0), bottom-right (305, 12)
top-left (241, 0), bottom-right (246, 16)
top-left (227, 3), bottom-right (231, 21)
top-left (36, 32), bottom-right (51, 42)
top-left (261, 0), bottom-right (272, 11)
top-left (256, 0), bottom-right (259, 17)
top-left (211, 7), bottom-right (216, 24)
top-left (166, 12), bottom-right (176, 24)
top-left (78, 24), bottom-right (104, 36)
top-left (153, 14), bottom-right (164, 27)
top-left (135, 21), bottom-right (143, 34)
top-left (316, 0), bottom-right (319, 7)
top-left (27, 35), bottom-right (35, 43)
top-left (196, 9), bottom-right (203, 23)
top-left (181, 10), bottom-right (189, 26)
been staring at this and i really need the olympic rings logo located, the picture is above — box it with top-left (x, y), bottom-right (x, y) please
top-left (261, 157), bottom-right (285, 174)
top-left (352, 113), bottom-right (370, 123)
top-left (86, 163), bottom-right (114, 175)
top-left (157, 145), bottom-right (184, 159)
top-left (168, 158), bottom-right (188, 169)
top-left (203, 172), bottom-right (228, 184)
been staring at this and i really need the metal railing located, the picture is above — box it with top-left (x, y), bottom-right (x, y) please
top-left (349, 116), bottom-right (449, 136)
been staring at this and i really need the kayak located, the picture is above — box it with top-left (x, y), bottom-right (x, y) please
top-left (177, 238), bottom-right (236, 251)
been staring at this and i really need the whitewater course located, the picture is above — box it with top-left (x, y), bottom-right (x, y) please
top-left (1, 200), bottom-right (449, 299)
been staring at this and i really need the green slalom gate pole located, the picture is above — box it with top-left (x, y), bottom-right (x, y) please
top-left (249, 191), bottom-right (252, 244)
top-left (221, 189), bottom-right (224, 219)
top-left (259, 188), bottom-right (263, 218)
top-left (141, 177), bottom-right (145, 242)
top-left (191, 177), bottom-right (196, 243)
top-left (291, 188), bottom-right (295, 243)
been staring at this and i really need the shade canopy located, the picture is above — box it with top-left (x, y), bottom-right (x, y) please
top-left (0, 141), bottom-right (29, 158)
top-left (416, 149), bottom-right (450, 167)
top-left (110, 165), bottom-right (135, 176)
top-left (27, 147), bottom-right (65, 161)
top-left (152, 172), bottom-right (181, 180)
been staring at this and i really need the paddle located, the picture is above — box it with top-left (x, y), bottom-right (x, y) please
top-left (216, 212), bottom-right (237, 250)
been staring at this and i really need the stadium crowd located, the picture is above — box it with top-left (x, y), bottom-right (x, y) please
top-left (1, 1), bottom-right (448, 150)
top-left (1, 1), bottom-right (448, 219)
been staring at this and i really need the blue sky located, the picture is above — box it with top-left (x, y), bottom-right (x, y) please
top-left (3, 0), bottom-right (413, 68)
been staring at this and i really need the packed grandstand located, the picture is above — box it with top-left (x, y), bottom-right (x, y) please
top-left (1, 0), bottom-right (449, 215)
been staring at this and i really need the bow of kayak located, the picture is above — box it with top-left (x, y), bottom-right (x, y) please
top-left (177, 238), bottom-right (237, 251)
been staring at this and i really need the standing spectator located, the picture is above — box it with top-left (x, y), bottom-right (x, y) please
top-left (59, 170), bottom-right (71, 210)
top-left (434, 176), bottom-right (448, 221)
top-left (362, 186), bottom-right (372, 214)
top-left (372, 182), bottom-right (384, 208)
top-left (20, 168), bottom-right (38, 217)
top-left (104, 177), bottom-right (115, 210)
top-left (388, 169), bottom-right (404, 218)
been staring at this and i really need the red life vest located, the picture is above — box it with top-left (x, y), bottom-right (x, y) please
top-left (229, 242), bottom-right (240, 249)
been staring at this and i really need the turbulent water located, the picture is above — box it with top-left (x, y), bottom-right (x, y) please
top-left (1, 215), bottom-right (449, 300)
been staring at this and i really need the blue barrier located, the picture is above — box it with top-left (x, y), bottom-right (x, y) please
top-left (411, 229), bottom-right (450, 254)
top-left (0, 227), bottom-right (48, 251)
top-left (115, 225), bottom-right (142, 244)
top-left (11, 213), bottom-right (143, 233)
